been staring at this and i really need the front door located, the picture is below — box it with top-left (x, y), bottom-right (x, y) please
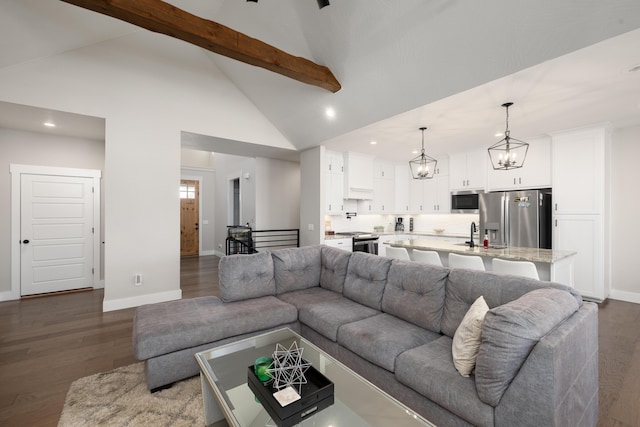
top-left (20, 174), bottom-right (95, 296)
top-left (180, 179), bottom-right (199, 256)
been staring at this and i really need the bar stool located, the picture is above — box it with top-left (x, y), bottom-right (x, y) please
top-left (492, 258), bottom-right (540, 280)
top-left (385, 246), bottom-right (411, 261)
top-left (412, 250), bottom-right (443, 266)
top-left (448, 253), bottom-right (485, 271)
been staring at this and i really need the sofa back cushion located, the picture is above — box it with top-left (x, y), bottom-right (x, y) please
top-left (343, 252), bottom-right (393, 310)
top-left (272, 246), bottom-right (322, 294)
top-left (440, 269), bottom-right (582, 338)
top-left (320, 245), bottom-right (352, 293)
top-left (381, 260), bottom-right (448, 333)
top-left (474, 288), bottom-right (580, 406)
top-left (219, 251), bottom-right (275, 302)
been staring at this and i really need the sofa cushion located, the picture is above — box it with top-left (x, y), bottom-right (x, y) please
top-left (475, 288), bottom-right (580, 406)
top-left (320, 245), bottom-right (352, 293)
top-left (133, 296), bottom-right (297, 360)
top-left (382, 260), bottom-right (448, 333)
top-left (272, 246), bottom-right (322, 294)
top-left (343, 252), bottom-right (393, 310)
top-left (441, 269), bottom-right (582, 337)
top-left (395, 336), bottom-right (494, 427)
top-left (338, 313), bottom-right (441, 372)
top-left (219, 251), bottom-right (275, 302)
top-left (277, 287), bottom-right (343, 310)
top-left (452, 295), bottom-right (489, 377)
top-left (299, 297), bottom-right (380, 342)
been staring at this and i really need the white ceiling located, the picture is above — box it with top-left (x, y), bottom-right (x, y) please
top-left (1, 0), bottom-right (640, 161)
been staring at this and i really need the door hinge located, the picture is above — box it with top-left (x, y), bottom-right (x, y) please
top-left (92, 268), bottom-right (95, 275)
top-left (92, 227), bottom-right (95, 234)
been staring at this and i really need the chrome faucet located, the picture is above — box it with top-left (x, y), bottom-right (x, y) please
top-left (470, 222), bottom-right (477, 248)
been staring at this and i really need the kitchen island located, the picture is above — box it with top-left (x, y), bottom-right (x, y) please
top-left (387, 238), bottom-right (577, 287)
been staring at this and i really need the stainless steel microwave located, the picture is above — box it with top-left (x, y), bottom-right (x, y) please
top-left (451, 190), bottom-right (482, 213)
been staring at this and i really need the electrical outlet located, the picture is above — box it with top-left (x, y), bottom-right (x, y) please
top-left (218, 244), bottom-right (223, 249)
top-left (134, 274), bottom-right (143, 286)
top-left (307, 224), bottom-right (314, 231)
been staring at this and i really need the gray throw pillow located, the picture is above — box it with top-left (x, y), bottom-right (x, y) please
top-left (475, 288), bottom-right (580, 406)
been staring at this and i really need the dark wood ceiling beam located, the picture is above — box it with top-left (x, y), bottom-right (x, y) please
top-left (61, 0), bottom-right (341, 92)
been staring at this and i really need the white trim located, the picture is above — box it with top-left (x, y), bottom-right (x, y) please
top-left (0, 291), bottom-right (17, 302)
top-left (102, 289), bottom-right (182, 312)
top-left (181, 166), bottom-right (215, 173)
top-left (609, 289), bottom-right (640, 305)
top-left (180, 174), bottom-right (204, 255)
top-left (200, 250), bottom-right (216, 256)
top-left (9, 164), bottom-right (102, 301)
top-left (213, 250), bottom-right (226, 258)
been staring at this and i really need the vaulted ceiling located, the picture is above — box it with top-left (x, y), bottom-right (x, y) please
top-left (2, 0), bottom-right (640, 161)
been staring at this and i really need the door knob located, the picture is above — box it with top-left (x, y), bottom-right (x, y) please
top-left (22, 239), bottom-right (30, 244)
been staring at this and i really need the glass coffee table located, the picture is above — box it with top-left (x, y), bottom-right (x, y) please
top-left (195, 328), bottom-right (434, 427)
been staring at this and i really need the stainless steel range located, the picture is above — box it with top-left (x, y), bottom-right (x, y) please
top-left (335, 232), bottom-right (379, 254)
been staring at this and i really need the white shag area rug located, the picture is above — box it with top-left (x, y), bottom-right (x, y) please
top-left (58, 363), bottom-right (204, 426)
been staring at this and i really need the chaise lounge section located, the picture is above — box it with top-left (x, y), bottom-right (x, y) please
top-left (132, 245), bottom-right (598, 427)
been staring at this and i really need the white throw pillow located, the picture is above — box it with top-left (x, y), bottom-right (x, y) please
top-left (452, 295), bottom-right (490, 377)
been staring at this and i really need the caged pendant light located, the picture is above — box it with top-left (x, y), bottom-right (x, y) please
top-left (409, 127), bottom-right (438, 180)
top-left (488, 102), bottom-right (529, 170)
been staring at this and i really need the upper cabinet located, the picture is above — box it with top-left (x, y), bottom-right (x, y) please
top-left (449, 150), bottom-right (486, 191)
top-left (552, 127), bottom-right (606, 215)
top-left (486, 136), bottom-right (552, 191)
top-left (344, 152), bottom-right (374, 199)
top-left (325, 150), bottom-right (344, 214)
top-left (394, 164), bottom-right (411, 213)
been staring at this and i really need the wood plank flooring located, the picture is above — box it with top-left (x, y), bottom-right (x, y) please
top-left (0, 255), bottom-right (638, 426)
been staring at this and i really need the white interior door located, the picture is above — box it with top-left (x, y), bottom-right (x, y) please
top-left (20, 174), bottom-right (95, 296)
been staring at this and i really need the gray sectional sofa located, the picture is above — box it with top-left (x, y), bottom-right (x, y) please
top-left (132, 245), bottom-right (599, 427)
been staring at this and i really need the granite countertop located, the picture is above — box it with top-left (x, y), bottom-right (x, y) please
top-left (387, 238), bottom-right (577, 264)
top-left (324, 231), bottom-right (473, 240)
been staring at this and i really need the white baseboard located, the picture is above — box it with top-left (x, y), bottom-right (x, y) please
top-left (0, 290), bottom-right (19, 302)
top-left (102, 289), bottom-right (182, 312)
top-left (608, 289), bottom-right (640, 304)
top-left (200, 250), bottom-right (216, 256)
top-left (214, 250), bottom-right (226, 258)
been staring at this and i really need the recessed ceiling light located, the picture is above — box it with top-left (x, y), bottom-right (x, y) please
top-left (412, 150), bottom-right (418, 154)
top-left (370, 141), bottom-right (377, 145)
top-left (43, 122), bottom-right (56, 127)
top-left (628, 63), bottom-right (640, 73)
top-left (494, 132), bottom-right (504, 137)
top-left (325, 107), bottom-right (336, 119)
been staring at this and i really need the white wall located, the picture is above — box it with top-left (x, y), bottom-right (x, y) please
top-left (0, 31), bottom-right (293, 310)
top-left (610, 125), bottom-right (640, 302)
top-left (300, 147), bottom-right (324, 247)
top-left (0, 128), bottom-right (105, 298)
top-left (255, 158), bottom-right (300, 230)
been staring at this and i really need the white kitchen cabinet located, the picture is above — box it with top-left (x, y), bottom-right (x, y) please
top-left (552, 128), bottom-right (606, 215)
top-left (394, 164), bottom-right (411, 213)
top-left (325, 150), bottom-right (345, 214)
top-left (449, 150), bottom-right (486, 191)
top-left (553, 214), bottom-right (604, 300)
top-left (551, 125), bottom-right (609, 301)
top-left (344, 152), bottom-right (375, 199)
top-left (371, 159), bottom-right (395, 213)
top-left (324, 238), bottom-right (352, 252)
top-left (423, 175), bottom-right (450, 213)
top-left (408, 178), bottom-right (425, 213)
top-left (487, 136), bottom-right (552, 191)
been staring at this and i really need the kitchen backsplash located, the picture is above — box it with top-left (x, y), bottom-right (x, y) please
top-left (326, 213), bottom-right (480, 236)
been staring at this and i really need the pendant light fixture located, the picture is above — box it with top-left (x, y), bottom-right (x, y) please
top-left (488, 102), bottom-right (529, 170)
top-left (409, 127), bottom-right (438, 180)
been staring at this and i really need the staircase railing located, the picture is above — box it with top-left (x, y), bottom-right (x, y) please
top-left (225, 226), bottom-right (299, 255)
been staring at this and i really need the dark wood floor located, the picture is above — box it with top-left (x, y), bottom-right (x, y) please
top-left (0, 255), bottom-right (638, 426)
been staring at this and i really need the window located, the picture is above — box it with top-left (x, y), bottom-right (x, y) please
top-left (180, 183), bottom-right (196, 199)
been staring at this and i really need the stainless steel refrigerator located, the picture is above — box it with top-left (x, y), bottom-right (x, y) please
top-left (479, 189), bottom-right (552, 249)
